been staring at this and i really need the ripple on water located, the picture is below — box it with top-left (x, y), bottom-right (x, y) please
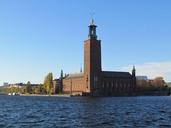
top-left (0, 96), bottom-right (171, 127)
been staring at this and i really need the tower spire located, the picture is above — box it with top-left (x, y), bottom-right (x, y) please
top-left (60, 69), bottom-right (63, 79)
top-left (60, 69), bottom-right (63, 93)
top-left (88, 19), bottom-right (97, 39)
top-left (90, 18), bottom-right (95, 25)
top-left (80, 66), bottom-right (82, 73)
top-left (132, 65), bottom-right (136, 77)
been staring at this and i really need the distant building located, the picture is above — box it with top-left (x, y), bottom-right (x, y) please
top-left (3, 82), bottom-right (9, 86)
top-left (53, 79), bottom-right (62, 94)
top-left (8, 83), bottom-right (24, 88)
top-left (167, 82), bottom-right (171, 87)
top-left (6, 83), bottom-right (41, 88)
top-left (58, 19), bottom-right (136, 96)
top-left (136, 76), bottom-right (148, 81)
top-left (53, 70), bottom-right (63, 94)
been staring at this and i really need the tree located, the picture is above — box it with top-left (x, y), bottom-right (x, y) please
top-left (26, 81), bottom-right (32, 94)
top-left (33, 85), bottom-right (44, 94)
top-left (43, 73), bottom-right (53, 94)
top-left (153, 77), bottom-right (166, 87)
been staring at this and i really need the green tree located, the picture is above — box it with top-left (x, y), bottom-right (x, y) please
top-left (33, 85), bottom-right (43, 94)
top-left (26, 81), bottom-right (32, 94)
top-left (43, 73), bottom-right (53, 94)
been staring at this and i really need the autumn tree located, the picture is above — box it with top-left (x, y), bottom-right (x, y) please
top-left (43, 72), bottom-right (53, 94)
top-left (152, 77), bottom-right (166, 87)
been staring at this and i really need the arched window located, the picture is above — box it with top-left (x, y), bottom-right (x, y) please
top-left (115, 82), bottom-right (118, 91)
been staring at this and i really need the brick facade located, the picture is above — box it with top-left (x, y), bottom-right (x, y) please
top-left (62, 20), bottom-right (136, 96)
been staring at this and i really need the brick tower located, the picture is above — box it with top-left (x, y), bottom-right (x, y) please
top-left (84, 19), bottom-right (102, 95)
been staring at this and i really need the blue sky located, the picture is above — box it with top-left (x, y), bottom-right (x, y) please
top-left (0, 0), bottom-right (171, 85)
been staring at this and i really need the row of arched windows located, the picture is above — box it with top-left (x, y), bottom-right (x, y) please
top-left (102, 80), bottom-right (133, 92)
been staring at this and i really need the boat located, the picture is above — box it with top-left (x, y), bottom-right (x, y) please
top-left (8, 92), bottom-right (20, 96)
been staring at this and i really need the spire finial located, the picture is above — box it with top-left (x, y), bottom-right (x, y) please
top-left (90, 12), bottom-right (95, 25)
top-left (80, 67), bottom-right (82, 73)
top-left (91, 19), bottom-right (94, 25)
top-left (90, 18), bottom-right (95, 26)
top-left (133, 65), bottom-right (135, 70)
top-left (60, 69), bottom-right (63, 78)
top-left (132, 65), bottom-right (136, 77)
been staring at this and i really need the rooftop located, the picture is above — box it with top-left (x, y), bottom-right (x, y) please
top-left (102, 71), bottom-right (132, 78)
top-left (65, 73), bottom-right (84, 79)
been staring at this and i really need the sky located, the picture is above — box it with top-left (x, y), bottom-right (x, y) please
top-left (0, 0), bottom-right (171, 85)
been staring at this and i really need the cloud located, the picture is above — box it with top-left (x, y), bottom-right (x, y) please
top-left (122, 61), bottom-right (171, 82)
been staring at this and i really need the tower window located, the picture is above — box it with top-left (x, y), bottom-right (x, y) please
top-left (91, 30), bottom-right (94, 35)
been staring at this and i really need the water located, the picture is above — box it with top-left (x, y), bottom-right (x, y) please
top-left (0, 96), bottom-right (171, 128)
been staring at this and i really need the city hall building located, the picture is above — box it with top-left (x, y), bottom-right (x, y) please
top-left (59, 20), bottom-right (136, 96)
